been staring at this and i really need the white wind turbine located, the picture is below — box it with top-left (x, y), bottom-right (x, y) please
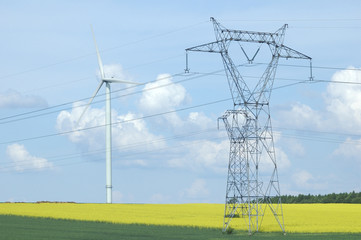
top-left (78, 27), bottom-right (140, 203)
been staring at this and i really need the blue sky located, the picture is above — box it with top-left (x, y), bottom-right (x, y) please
top-left (1, 0), bottom-right (361, 203)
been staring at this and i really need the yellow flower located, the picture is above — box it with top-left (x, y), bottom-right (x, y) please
top-left (0, 203), bottom-right (360, 233)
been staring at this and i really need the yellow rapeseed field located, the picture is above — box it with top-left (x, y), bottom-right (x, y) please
top-left (0, 203), bottom-right (360, 233)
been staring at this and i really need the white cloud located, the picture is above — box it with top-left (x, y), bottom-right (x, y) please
top-left (255, 147), bottom-right (291, 174)
top-left (101, 64), bottom-right (137, 96)
top-left (283, 138), bottom-right (306, 157)
top-left (112, 190), bottom-right (123, 203)
top-left (56, 101), bottom-right (104, 144)
top-left (138, 73), bottom-right (216, 133)
top-left (112, 112), bottom-right (165, 151)
top-left (325, 66), bottom-right (361, 132)
top-left (333, 138), bottom-right (361, 163)
top-left (275, 147), bottom-right (291, 169)
top-left (150, 193), bottom-right (170, 203)
top-left (253, 131), bottom-right (292, 173)
top-left (138, 74), bottom-right (191, 129)
top-left (121, 159), bottom-right (148, 167)
top-left (278, 67), bottom-right (361, 133)
top-left (56, 102), bottom-right (165, 163)
top-left (277, 102), bottom-right (324, 129)
top-left (291, 170), bottom-right (327, 191)
top-left (56, 73), bottom-right (220, 170)
top-left (167, 139), bottom-right (229, 173)
top-left (101, 64), bottom-right (129, 80)
top-left (185, 112), bottom-right (214, 131)
top-left (6, 143), bottom-right (53, 172)
top-left (139, 74), bottom-right (189, 113)
top-left (166, 133), bottom-right (290, 175)
top-left (181, 179), bottom-right (209, 199)
top-left (0, 89), bottom-right (47, 109)
top-left (292, 170), bottom-right (314, 188)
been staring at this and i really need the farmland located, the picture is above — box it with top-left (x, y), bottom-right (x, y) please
top-left (0, 203), bottom-right (361, 234)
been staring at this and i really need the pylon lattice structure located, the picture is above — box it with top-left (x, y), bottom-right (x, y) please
top-left (185, 18), bottom-right (312, 234)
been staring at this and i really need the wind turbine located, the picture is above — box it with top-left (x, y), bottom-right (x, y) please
top-left (78, 27), bottom-right (140, 203)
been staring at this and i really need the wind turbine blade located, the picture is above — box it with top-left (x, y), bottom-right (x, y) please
top-left (90, 25), bottom-right (105, 79)
top-left (102, 78), bottom-right (142, 85)
top-left (77, 81), bottom-right (104, 126)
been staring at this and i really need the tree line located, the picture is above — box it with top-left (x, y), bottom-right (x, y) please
top-left (273, 191), bottom-right (361, 204)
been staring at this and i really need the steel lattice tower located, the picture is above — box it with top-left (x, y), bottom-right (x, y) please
top-left (185, 18), bottom-right (312, 234)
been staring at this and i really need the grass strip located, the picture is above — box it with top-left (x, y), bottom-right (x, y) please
top-left (1, 214), bottom-right (361, 240)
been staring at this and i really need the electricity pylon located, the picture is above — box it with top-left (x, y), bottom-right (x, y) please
top-left (185, 18), bottom-right (312, 234)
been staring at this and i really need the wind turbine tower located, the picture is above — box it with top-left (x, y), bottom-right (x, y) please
top-left (78, 27), bottom-right (139, 203)
top-left (185, 18), bottom-right (312, 234)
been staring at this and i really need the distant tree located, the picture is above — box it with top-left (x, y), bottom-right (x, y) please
top-left (277, 191), bottom-right (361, 204)
top-left (352, 197), bottom-right (361, 204)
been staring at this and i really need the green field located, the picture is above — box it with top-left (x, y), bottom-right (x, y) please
top-left (1, 215), bottom-right (361, 240)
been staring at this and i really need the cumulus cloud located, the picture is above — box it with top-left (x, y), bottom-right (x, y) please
top-left (166, 130), bottom-right (290, 175)
top-left (56, 73), bottom-right (226, 172)
top-left (6, 143), bottom-right (53, 172)
top-left (180, 179), bottom-right (209, 199)
top-left (56, 102), bottom-right (165, 161)
top-left (275, 67), bottom-right (361, 162)
top-left (251, 145), bottom-right (291, 175)
top-left (185, 112), bottom-right (214, 131)
top-left (101, 64), bottom-right (137, 94)
top-left (138, 74), bottom-right (192, 128)
top-left (292, 170), bottom-right (327, 191)
top-left (112, 112), bottom-right (165, 151)
top-left (278, 67), bottom-right (361, 133)
top-left (274, 147), bottom-right (291, 169)
top-left (112, 190), bottom-right (123, 203)
top-left (138, 74), bottom-right (216, 134)
top-left (333, 138), bottom-right (361, 163)
top-left (269, 67), bottom-right (361, 193)
top-left (121, 159), bottom-right (148, 167)
top-left (292, 170), bottom-right (314, 188)
top-left (325, 67), bottom-right (361, 131)
top-left (101, 64), bottom-right (129, 80)
top-left (150, 193), bottom-right (170, 203)
top-left (139, 74), bottom-right (189, 113)
top-left (167, 139), bottom-right (229, 173)
top-left (277, 102), bottom-right (324, 129)
top-left (0, 89), bottom-right (47, 109)
top-left (282, 138), bottom-right (306, 157)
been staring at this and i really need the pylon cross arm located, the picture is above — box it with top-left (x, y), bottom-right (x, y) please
top-left (277, 45), bottom-right (312, 60)
top-left (186, 41), bottom-right (223, 53)
top-left (220, 29), bottom-right (280, 45)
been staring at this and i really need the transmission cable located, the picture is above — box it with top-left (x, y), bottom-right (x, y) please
top-left (0, 127), bottom-right (222, 171)
top-left (3, 62), bottom-right (361, 125)
top-left (0, 21), bottom-right (208, 81)
top-left (6, 125), bottom-right (361, 172)
top-left (0, 67), bottom-right (228, 124)
top-left (0, 98), bottom-right (231, 145)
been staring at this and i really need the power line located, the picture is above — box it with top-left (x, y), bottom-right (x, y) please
top-left (0, 69), bottom-right (225, 124)
top-left (261, 62), bottom-right (361, 72)
top-left (291, 26), bottom-right (361, 29)
top-left (6, 125), bottom-right (356, 170)
top-left (2, 62), bottom-right (361, 125)
top-left (4, 124), bottom-right (361, 172)
top-left (0, 98), bottom-right (231, 145)
top-left (2, 18), bottom-right (359, 95)
top-left (20, 54), bottom-right (185, 95)
top-left (223, 18), bottom-right (361, 22)
top-left (2, 135), bottom-right (226, 172)
top-left (0, 72), bottom-right (182, 124)
top-left (0, 127), bottom-right (221, 171)
top-left (0, 21), bottom-right (207, 81)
